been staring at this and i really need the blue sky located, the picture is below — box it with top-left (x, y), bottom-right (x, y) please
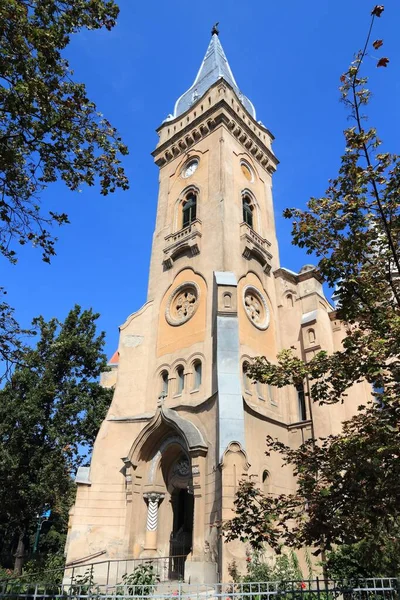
top-left (3, 0), bottom-right (400, 359)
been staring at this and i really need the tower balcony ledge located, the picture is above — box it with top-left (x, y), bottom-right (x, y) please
top-left (163, 219), bottom-right (202, 270)
top-left (240, 222), bottom-right (272, 274)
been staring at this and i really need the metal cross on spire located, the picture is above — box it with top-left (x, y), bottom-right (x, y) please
top-left (211, 22), bottom-right (219, 36)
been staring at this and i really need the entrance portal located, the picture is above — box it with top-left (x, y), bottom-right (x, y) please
top-left (169, 488), bottom-right (194, 579)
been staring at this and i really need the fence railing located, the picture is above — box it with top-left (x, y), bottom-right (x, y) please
top-left (0, 556), bottom-right (187, 589)
top-left (63, 557), bottom-right (178, 586)
top-left (0, 577), bottom-right (399, 600)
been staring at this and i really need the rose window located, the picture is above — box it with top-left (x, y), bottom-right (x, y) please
top-left (175, 290), bottom-right (196, 319)
top-left (243, 285), bottom-right (270, 330)
top-left (166, 282), bottom-right (200, 326)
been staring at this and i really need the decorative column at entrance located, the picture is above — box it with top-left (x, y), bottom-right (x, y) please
top-left (143, 492), bottom-right (164, 552)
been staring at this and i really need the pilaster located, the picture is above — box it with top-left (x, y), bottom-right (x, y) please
top-left (214, 271), bottom-right (246, 461)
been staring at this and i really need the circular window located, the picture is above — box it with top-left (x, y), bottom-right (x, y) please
top-left (240, 161), bottom-right (254, 182)
top-left (166, 282), bottom-right (200, 326)
top-left (182, 158), bottom-right (199, 179)
top-left (243, 285), bottom-right (270, 330)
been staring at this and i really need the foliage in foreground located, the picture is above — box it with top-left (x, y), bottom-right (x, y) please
top-left (225, 5), bottom-right (400, 577)
top-left (116, 564), bottom-right (160, 597)
top-left (0, 562), bottom-right (160, 597)
top-left (0, 0), bottom-right (129, 379)
top-left (0, 306), bottom-right (113, 572)
top-left (0, 0), bottom-right (129, 265)
top-left (229, 550), bottom-right (308, 585)
top-left (325, 534), bottom-right (400, 580)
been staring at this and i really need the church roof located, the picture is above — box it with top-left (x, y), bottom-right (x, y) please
top-left (170, 33), bottom-right (256, 121)
top-left (108, 350), bottom-right (119, 365)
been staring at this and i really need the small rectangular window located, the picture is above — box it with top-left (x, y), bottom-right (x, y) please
top-left (297, 384), bottom-right (307, 421)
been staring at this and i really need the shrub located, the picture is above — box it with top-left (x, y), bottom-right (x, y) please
top-left (117, 563), bottom-right (159, 597)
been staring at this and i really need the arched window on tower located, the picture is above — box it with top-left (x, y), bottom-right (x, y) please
top-left (176, 365), bottom-right (185, 395)
top-left (268, 384), bottom-right (277, 406)
top-left (262, 470), bottom-right (270, 494)
top-left (242, 361), bottom-right (251, 393)
top-left (256, 380), bottom-right (264, 400)
top-left (193, 360), bottom-right (202, 390)
top-left (296, 383), bottom-right (307, 421)
top-left (182, 192), bottom-right (197, 228)
top-left (160, 370), bottom-right (169, 397)
top-left (242, 195), bottom-right (254, 229)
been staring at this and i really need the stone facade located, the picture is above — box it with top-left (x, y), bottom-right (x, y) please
top-left (65, 33), bottom-right (372, 583)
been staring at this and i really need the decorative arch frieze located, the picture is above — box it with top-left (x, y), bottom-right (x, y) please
top-left (153, 89), bottom-right (278, 175)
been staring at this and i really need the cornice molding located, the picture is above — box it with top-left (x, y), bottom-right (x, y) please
top-left (157, 79), bottom-right (274, 137)
top-left (153, 97), bottom-right (278, 174)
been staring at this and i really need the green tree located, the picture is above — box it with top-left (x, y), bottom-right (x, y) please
top-left (12, 483), bottom-right (75, 582)
top-left (0, 0), bottom-right (129, 376)
top-left (225, 406), bottom-right (400, 575)
top-left (0, 305), bottom-right (113, 574)
top-left (0, 0), bottom-right (129, 263)
top-left (325, 534), bottom-right (400, 580)
top-left (225, 5), bottom-right (400, 576)
top-left (0, 289), bottom-right (34, 381)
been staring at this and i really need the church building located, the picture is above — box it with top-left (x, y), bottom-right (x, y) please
top-left (65, 30), bottom-right (371, 583)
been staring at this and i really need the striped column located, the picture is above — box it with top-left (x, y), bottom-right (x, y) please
top-left (143, 493), bottom-right (164, 551)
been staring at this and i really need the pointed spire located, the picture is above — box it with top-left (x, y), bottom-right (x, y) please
top-left (170, 33), bottom-right (256, 120)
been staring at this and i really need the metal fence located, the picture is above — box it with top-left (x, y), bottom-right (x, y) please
top-left (0, 577), bottom-right (398, 600)
top-left (63, 557), bottom-right (180, 586)
top-left (0, 557), bottom-right (187, 589)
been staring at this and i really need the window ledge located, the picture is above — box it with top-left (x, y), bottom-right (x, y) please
top-left (163, 220), bottom-right (202, 270)
top-left (240, 222), bottom-right (272, 274)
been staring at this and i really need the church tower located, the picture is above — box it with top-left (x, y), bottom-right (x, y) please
top-left (66, 30), bottom-right (369, 584)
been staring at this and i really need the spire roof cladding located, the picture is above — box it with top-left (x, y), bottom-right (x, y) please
top-left (168, 34), bottom-right (256, 121)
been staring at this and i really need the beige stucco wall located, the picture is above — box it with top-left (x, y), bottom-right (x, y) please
top-left (157, 269), bottom-right (208, 357)
top-left (65, 79), bottom-right (372, 584)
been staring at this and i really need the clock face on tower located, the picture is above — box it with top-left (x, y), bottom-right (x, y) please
top-left (182, 158), bottom-right (199, 178)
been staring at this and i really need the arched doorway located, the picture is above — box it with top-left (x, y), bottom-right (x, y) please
top-left (126, 406), bottom-right (208, 579)
top-left (166, 454), bottom-right (194, 580)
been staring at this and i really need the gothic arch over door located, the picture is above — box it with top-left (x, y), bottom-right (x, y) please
top-left (123, 406), bottom-right (207, 573)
